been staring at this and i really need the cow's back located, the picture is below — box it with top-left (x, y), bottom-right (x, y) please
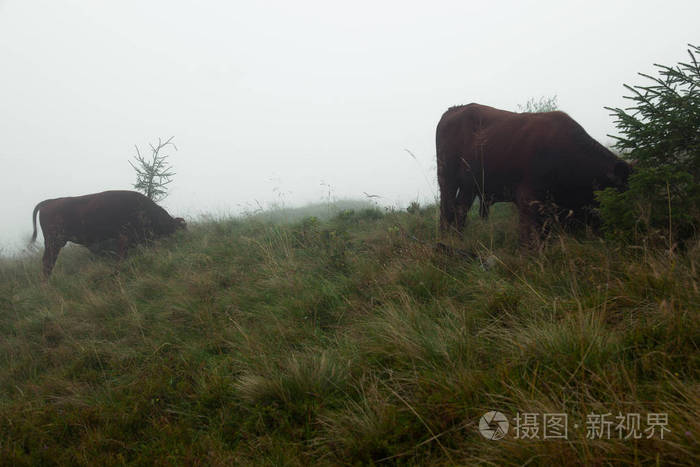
top-left (437, 104), bottom-right (612, 185)
top-left (438, 104), bottom-right (577, 163)
top-left (86, 191), bottom-right (177, 238)
top-left (39, 191), bottom-right (175, 244)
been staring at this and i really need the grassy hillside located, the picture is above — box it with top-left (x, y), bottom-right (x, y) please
top-left (0, 203), bottom-right (698, 465)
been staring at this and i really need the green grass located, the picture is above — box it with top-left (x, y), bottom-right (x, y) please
top-left (0, 202), bottom-right (698, 465)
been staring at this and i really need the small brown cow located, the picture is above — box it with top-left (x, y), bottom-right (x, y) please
top-left (436, 103), bottom-right (630, 245)
top-left (31, 190), bottom-right (186, 276)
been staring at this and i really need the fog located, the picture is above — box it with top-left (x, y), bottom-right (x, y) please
top-left (1, 0), bottom-right (697, 252)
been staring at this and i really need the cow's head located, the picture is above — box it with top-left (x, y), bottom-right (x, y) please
top-left (174, 217), bottom-right (187, 230)
top-left (614, 160), bottom-right (632, 188)
top-left (604, 160), bottom-right (631, 191)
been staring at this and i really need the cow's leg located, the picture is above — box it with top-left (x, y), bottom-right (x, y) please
top-left (478, 196), bottom-right (491, 219)
top-left (439, 198), bottom-right (455, 232)
top-left (438, 146), bottom-right (477, 234)
top-left (437, 146), bottom-right (462, 233)
top-left (42, 237), bottom-right (65, 278)
top-left (438, 165), bottom-right (457, 233)
top-left (440, 178), bottom-right (475, 234)
top-left (454, 183), bottom-right (476, 232)
top-left (515, 186), bottom-right (542, 249)
top-left (117, 234), bottom-right (130, 260)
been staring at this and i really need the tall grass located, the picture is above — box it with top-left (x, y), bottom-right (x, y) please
top-left (0, 202), bottom-right (698, 465)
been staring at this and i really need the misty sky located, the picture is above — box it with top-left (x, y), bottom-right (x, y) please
top-left (1, 0), bottom-right (698, 252)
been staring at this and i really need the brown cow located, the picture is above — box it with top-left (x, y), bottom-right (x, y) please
top-left (436, 103), bottom-right (630, 246)
top-left (31, 190), bottom-right (186, 276)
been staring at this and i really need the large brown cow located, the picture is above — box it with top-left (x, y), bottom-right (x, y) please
top-left (436, 103), bottom-right (630, 246)
top-left (31, 190), bottom-right (186, 277)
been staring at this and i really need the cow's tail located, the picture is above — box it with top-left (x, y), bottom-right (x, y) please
top-left (30, 201), bottom-right (46, 244)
